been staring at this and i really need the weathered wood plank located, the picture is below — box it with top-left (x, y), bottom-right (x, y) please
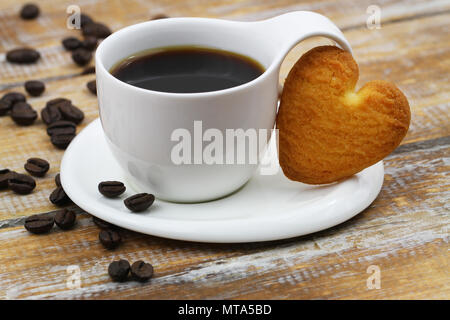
top-left (0, 142), bottom-right (447, 299)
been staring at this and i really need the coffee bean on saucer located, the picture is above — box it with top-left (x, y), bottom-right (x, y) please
top-left (58, 103), bottom-right (84, 124)
top-left (46, 120), bottom-right (76, 136)
top-left (24, 158), bottom-right (49, 177)
top-left (20, 3), bottom-right (40, 20)
top-left (54, 208), bottom-right (76, 230)
top-left (108, 259), bottom-right (130, 282)
top-left (92, 216), bottom-right (117, 230)
top-left (49, 186), bottom-right (71, 206)
top-left (82, 36), bottom-right (97, 51)
top-left (99, 229), bottom-right (122, 249)
top-left (24, 80), bottom-right (45, 97)
top-left (82, 22), bottom-right (111, 39)
top-left (50, 133), bottom-right (76, 149)
top-left (24, 214), bottom-right (54, 234)
top-left (80, 13), bottom-right (93, 28)
top-left (8, 173), bottom-right (36, 194)
top-left (62, 37), bottom-right (82, 51)
top-left (0, 169), bottom-right (13, 189)
top-left (55, 173), bottom-right (61, 187)
top-left (80, 66), bottom-right (95, 75)
top-left (6, 48), bottom-right (40, 64)
top-left (86, 80), bottom-right (97, 95)
top-left (130, 260), bottom-right (153, 282)
top-left (98, 181), bottom-right (126, 198)
top-left (72, 48), bottom-right (92, 66)
top-left (11, 102), bottom-right (37, 126)
top-left (124, 193), bottom-right (155, 212)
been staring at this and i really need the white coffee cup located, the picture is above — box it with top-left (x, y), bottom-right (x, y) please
top-left (95, 11), bottom-right (351, 203)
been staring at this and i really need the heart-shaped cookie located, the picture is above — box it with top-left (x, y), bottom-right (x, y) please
top-left (277, 46), bottom-right (410, 184)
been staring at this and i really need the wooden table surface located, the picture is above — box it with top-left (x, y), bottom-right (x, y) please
top-left (0, 0), bottom-right (448, 299)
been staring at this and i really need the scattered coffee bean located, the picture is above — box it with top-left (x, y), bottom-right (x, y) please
top-left (1, 92), bottom-right (26, 105)
top-left (82, 22), bottom-right (111, 39)
top-left (98, 181), bottom-right (126, 198)
top-left (151, 13), bottom-right (169, 20)
top-left (49, 186), bottom-right (71, 206)
top-left (0, 169), bottom-right (13, 189)
top-left (54, 208), bottom-right (76, 230)
top-left (20, 3), bottom-right (40, 20)
top-left (6, 48), bottom-right (40, 64)
top-left (81, 66), bottom-right (95, 75)
top-left (82, 36), bottom-right (97, 51)
top-left (130, 260), bottom-right (154, 282)
top-left (108, 259), bottom-right (130, 282)
top-left (99, 229), bottom-right (122, 249)
top-left (46, 120), bottom-right (76, 136)
top-left (0, 100), bottom-right (11, 116)
top-left (41, 104), bottom-right (62, 125)
top-left (24, 214), bottom-right (54, 234)
top-left (80, 13), bottom-right (93, 28)
top-left (24, 158), bottom-right (49, 177)
top-left (55, 173), bottom-right (61, 187)
top-left (87, 80), bottom-right (97, 95)
top-left (72, 48), bottom-right (92, 66)
top-left (10, 102), bottom-right (37, 126)
top-left (58, 103), bottom-right (84, 124)
top-left (124, 193), bottom-right (155, 212)
top-left (24, 80), bottom-right (45, 97)
top-left (8, 173), bottom-right (36, 194)
top-left (93, 216), bottom-right (117, 229)
top-left (46, 97), bottom-right (71, 108)
top-left (50, 132), bottom-right (76, 149)
top-left (62, 37), bottom-right (82, 51)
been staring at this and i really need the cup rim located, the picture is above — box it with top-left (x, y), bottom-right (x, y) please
top-left (95, 17), bottom-right (279, 99)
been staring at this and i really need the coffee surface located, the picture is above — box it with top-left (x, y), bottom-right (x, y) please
top-left (110, 46), bottom-right (265, 93)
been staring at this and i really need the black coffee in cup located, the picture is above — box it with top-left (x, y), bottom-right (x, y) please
top-left (110, 46), bottom-right (265, 93)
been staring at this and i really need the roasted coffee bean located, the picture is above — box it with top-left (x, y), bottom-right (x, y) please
top-left (8, 173), bottom-right (36, 194)
top-left (58, 103), bottom-right (84, 124)
top-left (71, 48), bottom-right (92, 66)
top-left (98, 181), bottom-right (126, 198)
top-left (87, 80), bottom-right (97, 95)
top-left (82, 22), bottom-right (111, 39)
top-left (54, 209), bottom-right (76, 230)
top-left (24, 80), bottom-right (45, 96)
top-left (1, 92), bottom-right (26, 105)
top-left (24, 214), bottom-right (54, 234)
top-left (82, 36), bottom-right (97, 51)
top-left (0, 100), bottom-right (11, 116)
top-left (46, 120), bottom-right (76, 136)
top-left (81, 66), bottom-right (95, 75)
top-left (46, 97), bottom-right (71, 108)
top-left (108, 259), bottom-right (130, 282)
top-left (49, 186), bottom-right (71, 206)
top-left (150, 13), bottom-right (169, 20)
top-left (99, 229), bottom-right (122, 249)
top-left (80, 13), bottom-right (93, 28)
top-left (55, 173), bottom-right (61, 187)
top-left (62, 37), bottom-right (82, 51)
top-left (41, 104), bottom-right (62, 125)
top-left (50, 133), bottom-right (76, 149)
top-left (92, 216), bottom-right (117, 229)
top-left (124, 193), bottom-right (155, 212)
top-left (0, 169), bottom-right (13, 189)
top-left (11, 102), bottom-right (37, 126)
top-left (24, 158), bottom-right (49, 177)
top-left (6, 48), bottom-right (40, 64)
top-left (130, 260), bottom-right (154, 282)
top-left (20, 3), bottom-right (40, 20)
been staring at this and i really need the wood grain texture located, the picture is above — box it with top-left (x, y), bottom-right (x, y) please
top-left (0, 0), bottom-right (449, 299)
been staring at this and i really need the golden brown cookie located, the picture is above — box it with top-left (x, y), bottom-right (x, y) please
top-left (277, 46), bottom-right (410, 184)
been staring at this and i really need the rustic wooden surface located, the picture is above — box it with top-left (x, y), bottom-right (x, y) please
top-left (0, 0), bottom-right (449, 299)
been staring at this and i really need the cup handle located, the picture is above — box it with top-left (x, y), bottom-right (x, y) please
top-left (250, 11), bottom-right (352, 66)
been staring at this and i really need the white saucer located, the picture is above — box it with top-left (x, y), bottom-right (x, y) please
top-left (61, 119), bottom-right (384, 243)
